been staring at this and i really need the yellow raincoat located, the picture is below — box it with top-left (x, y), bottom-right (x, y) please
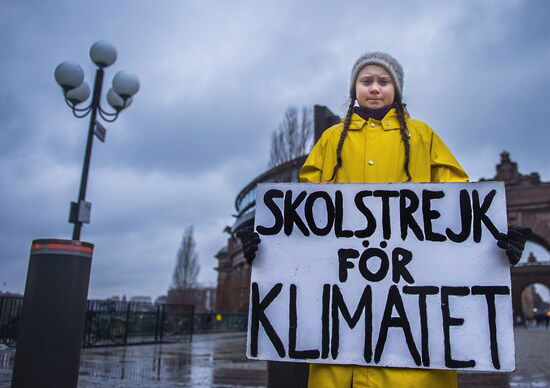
top-left (299, 109), bottom-right (468, 388)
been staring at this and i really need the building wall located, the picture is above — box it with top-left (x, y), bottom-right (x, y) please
top-left (215, 235), bottom-right (250, 312)
top-left (166, 287), bottom-right (216, 313)
top-left (481, 151), bottom-right (550, 249)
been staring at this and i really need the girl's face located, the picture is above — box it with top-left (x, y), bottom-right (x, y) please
top-left (355, 65), bottom-right (395, 109)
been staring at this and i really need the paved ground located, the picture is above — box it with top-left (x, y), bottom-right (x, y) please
top-left (0, 332), bottom-right (266, 388)
top-left (0, 327), bottom-right (548, 387)
top-left (458, 326), bottom-right (550, 387)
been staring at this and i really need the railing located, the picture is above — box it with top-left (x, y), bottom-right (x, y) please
top-left (0, 297), bottom-right (23, 347)
top-left (0, 296), bottom-right (248, 348)
top-left (83, 300), bottom-right (195, 347)
top-left (193, 313), bottom-right (248, 333)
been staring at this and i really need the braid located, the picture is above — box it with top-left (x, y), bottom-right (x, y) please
top-left (393, 90), bottom-right (412, 181)
top-left (329, 98), bottom-right (355, 181)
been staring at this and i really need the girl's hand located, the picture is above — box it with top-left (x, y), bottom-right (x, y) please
top-left (497, 226), bottom-right (532, 265)
top-left (236, 226), bottom-right (261, 265)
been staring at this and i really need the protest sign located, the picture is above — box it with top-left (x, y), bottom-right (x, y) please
top-left (246, 182), bottom-right (514, 372)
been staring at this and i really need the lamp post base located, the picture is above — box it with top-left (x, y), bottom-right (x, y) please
top-left (11, 239), bottom-right (93, 388)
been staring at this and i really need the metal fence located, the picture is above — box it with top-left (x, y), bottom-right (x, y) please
top-left (0, 296), bottom-right (248, 348)
top-left (0, 297), bottom-right (23, 347)
top-left (83, 300), bottom-right (195, 347)
top-left (193, 312), bottom-right (248, 333)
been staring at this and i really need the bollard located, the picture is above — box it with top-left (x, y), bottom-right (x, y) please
top-left (267, 361), bottom-right (309, 388)
top-left (11, 239), bottom-right (93, 388)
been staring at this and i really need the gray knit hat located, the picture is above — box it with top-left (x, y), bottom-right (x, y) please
top-left (349, 52), bottom-right (404, 96)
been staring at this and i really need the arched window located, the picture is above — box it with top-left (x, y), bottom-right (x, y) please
top-left (519, 241), bottom-right (550, 264)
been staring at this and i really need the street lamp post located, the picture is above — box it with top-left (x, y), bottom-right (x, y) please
top-left (11, 41), bottom-right (139, 388)
top-left (54, 40), bottom-right (139, 240)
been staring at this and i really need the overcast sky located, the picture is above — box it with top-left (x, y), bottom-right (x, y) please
top-left (1, 0), bottom-right (549, 300)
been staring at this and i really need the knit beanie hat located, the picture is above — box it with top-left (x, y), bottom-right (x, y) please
top-left (350, 52), bottom-right (404, 97)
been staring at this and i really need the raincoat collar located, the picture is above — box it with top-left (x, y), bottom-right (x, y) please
top-left (346, 108), bottom-right (409, 130)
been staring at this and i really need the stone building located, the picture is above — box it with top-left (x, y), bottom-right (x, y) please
top-left (214, 105), bottom-right (339, 312)
top-left (214, 156), bottom-right (307, 312)
top-left (481, 151), bottom-right (550, 250)
top-left (481, 151), bottom-right (550, 320)
top-left (166, 287), bottom-right (217, 313)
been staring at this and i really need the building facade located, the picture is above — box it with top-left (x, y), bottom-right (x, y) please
top-left (214, 105), bottom-right (340, 313)
top-left (481, 151), bottom-right (550, 250)
top-left (166, 287), bottom-right (217, 313)
top-left (214, 156), bottom-right (307, 312)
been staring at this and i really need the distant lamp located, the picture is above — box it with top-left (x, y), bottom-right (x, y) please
top-left (89, 40), bottom-right (117, 67)
top-left (112, 70), bottom-right (140, 99)
top-left (54, 61), bottom-right (84, 92)
top-left (106, 88), bottom-right (127, 111)
top-left (65, 82), bottom-right (90, 105)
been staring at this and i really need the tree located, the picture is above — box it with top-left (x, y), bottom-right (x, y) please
top-left (170, 226), bottom-right (200, 292)
top-left (268, 105), bottom-right (312, 167)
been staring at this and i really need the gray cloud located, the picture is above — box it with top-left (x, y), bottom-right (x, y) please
top-left (1, 0), bottom-right (549, 299)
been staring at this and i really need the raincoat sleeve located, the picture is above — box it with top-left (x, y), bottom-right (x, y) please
top-left (299, 134), bottom-right (327, 183)
top-left (430, 131), bottom-right (469, 183)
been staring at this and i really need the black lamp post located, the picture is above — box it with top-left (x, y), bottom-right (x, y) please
top-left (10, 41), bottom-right (140, 388)
top-left (54, 40), bottom-right (140, 240)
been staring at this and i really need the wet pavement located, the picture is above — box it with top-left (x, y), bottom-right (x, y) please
top-left (458, 326), bottom-right (550, 387)
top-left (0, 328), bottom-right (548, 387)
top-left (0, 332), bottom-right (266, 387)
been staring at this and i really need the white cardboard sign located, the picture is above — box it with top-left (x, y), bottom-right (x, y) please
top-left (246, 182), bottom-right (514, 372)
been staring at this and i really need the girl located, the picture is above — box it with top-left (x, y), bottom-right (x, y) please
top-left (239, 51), bottom-right (530, 388)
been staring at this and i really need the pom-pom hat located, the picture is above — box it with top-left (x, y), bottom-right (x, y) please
top-left (350, 52), bottom-right (404, 96)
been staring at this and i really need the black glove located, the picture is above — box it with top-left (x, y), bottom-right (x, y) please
top-left (497, 225), bottom-right (532, 265)
top-left (236, 226), bottom-right (261, 265)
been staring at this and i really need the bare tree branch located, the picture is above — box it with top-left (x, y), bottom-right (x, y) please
top-left (269, 105), bottom-right (312, 167)
top-left (170, 226), bottom-right (200, 292)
